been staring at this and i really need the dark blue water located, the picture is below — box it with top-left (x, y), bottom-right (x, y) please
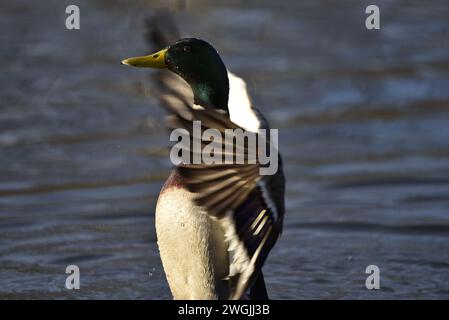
top-left (1, 0), bottom-right (449, 299)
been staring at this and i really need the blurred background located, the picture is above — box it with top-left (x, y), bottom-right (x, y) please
top-left (1, 0), bottom-right (449, 299)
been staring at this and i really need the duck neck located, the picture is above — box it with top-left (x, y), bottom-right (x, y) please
top-left (191, 77), bottom-right (229, 112)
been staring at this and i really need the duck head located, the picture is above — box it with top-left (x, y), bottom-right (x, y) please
top-left (122, 38), bottom-right (229, 111)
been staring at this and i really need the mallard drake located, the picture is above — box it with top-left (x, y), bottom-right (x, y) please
top-left (121, 22), bottom-right (285, 300)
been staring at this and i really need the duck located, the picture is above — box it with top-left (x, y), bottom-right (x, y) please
top-left (121, 18), bottom-right (285, 300)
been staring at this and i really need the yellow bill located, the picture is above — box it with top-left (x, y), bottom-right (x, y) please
top-left (121, 48), bottom-right (168, 68)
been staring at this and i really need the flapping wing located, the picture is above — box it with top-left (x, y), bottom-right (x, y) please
top-left (157, 80), bottom-right (285, 300)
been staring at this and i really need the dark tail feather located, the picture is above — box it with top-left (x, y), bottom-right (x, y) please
top-left (249, 271), bottom-right (269, 300)
top-left (144, 10), bottom-right (180, 49)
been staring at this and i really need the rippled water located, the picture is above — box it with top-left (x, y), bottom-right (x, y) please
top-left (1, 0), bottom-right (449, 299)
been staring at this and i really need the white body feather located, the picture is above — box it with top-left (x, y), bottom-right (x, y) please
top-left (156, 187), bottom-right (229, 299)
top-left (227, 72), bottom-right (261, 132)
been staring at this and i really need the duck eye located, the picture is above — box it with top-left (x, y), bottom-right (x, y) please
top-left (183, 46), bottom-right (190, 54)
